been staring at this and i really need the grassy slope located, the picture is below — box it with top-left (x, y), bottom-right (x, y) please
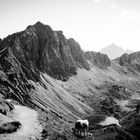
top-left (29, 61), bottom-right (140, 128)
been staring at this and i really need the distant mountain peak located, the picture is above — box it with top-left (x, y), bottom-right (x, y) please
top-left (100, 43), bottom-right (133, 59)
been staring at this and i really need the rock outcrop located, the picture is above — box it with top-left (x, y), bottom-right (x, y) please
top-left (119, 52), bottom-right (140, 72)
top-left (119, 52), bottom-right (140, 65)
top-left (85, 51), bottom-right (111, 68)
top-left (119, 53), bottom-right (129, 66)
top-left (0, 121), bottom-right (21, 134)
top-left (1, 22), bottom-right (83, 82)
top-left (0, 46), bottom-right (32, 104)
top-left (0, 38), bottom-right (2, 48)
top-left (0, 98), bottom-right (14, 115)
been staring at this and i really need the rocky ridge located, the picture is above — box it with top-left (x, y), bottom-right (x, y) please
top-left (117, 51), bottom-right (140, 73)
top-left (1, 22), bottom-right (111, 83)
top-left (85, 51), bottom-right (111, 69)
top-left (0, 22), bottom-right (140, 140)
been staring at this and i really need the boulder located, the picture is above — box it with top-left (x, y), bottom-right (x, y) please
top-left (0, 121), bottom-right (21, 134)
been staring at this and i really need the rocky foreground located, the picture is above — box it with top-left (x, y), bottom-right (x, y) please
top-left (0, 22), bottom-right (140, 139)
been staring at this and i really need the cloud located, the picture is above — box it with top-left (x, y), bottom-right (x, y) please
top-left (113, 9), bottom-right (140, 24)
top-left (110, 3), bottom-right (117, 8)
top-left (121, 9), bottom-right (140, 22)
top-left (113, 8), bottom-right (140, 23)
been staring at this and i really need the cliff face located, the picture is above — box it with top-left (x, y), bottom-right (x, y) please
top-left (119, 52), bottom-right (140, 72)
top-left (85, 51), bottom-right (111, 68)
top-left (0, 46), bottom-right (32, 104)
top-left (119, 53), bottom-right (129, 66)
top-left (54, 31), bottom-right (77, 78)
top-left (68, 38), bottom-right (90, 70)
top-left (19, 22), bottom-right (75, 81)
top-left (0, 39), bottom-right (2, 48)
top-left (1, 22), bottom-right (79, 82)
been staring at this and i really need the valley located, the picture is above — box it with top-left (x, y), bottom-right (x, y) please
top-left (0, 22), bottom-right (140, 140)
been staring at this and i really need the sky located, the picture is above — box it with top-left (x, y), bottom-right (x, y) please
top-left (0, 0), bottom-right (140, 52)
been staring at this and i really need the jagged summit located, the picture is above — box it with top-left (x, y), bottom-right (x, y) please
top-left (0, 22), bottom-right (112, 82)
top-left (67, 38), bottom-right (90, 70)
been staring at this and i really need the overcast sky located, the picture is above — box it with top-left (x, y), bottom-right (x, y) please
top-left (0, 0), bottom-right (140, 52)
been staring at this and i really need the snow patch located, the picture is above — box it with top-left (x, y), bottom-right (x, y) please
top-left (99, 116), bottom-right (121, 127)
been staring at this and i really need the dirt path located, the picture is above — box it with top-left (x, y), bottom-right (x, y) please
top-left (0, 105), bottom-right (42, 140)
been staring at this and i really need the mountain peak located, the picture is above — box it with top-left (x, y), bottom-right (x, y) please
top-left (110, 43), bottom-right (118, 46)
top-left (100, 43), bottom-right (133, 59)
top-left (35, 21), bottom-right (44, 26)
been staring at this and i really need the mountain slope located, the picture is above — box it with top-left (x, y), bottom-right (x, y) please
top-left (0, 22), bottom-right (140, 139)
